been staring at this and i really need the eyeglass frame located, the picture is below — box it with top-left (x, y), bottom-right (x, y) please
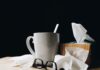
top-left (32, 58), bottom-right (57, 70)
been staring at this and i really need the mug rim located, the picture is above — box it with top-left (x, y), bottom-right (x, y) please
top-left (33, 32), bottom-right (59, 34)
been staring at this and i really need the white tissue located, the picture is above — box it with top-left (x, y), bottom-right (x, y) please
top-left (54, 51), bottom-right (88, 70)
top-left (71, 56), bottom-right (88, 70)
top-left (65, 52), bottom-right (88, 70)
top-left (72, 22), bottom-right (94, 43)
top-left (54, 54), bottom-right (72, 70)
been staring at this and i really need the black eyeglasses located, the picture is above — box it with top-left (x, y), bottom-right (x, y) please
top-left (32, 58), bottom-right (57, 70)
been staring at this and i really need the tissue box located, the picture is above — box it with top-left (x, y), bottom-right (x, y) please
top-left (60, 43), bottom-right (91, 55)
top-left (60, 43), bottom-right (91, 64)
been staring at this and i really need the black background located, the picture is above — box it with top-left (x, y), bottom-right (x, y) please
top-left (0, 0), bottom-right (100, 68)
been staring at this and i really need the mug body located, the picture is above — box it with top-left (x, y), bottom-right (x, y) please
top-left (33, 32), bottom-right (60, 64)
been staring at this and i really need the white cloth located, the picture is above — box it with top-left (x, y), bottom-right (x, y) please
top-left (8, 53), bottom-right (88, 70)
top-left (9, 54), bottom-right (34, 69)
top-left (0, 57), bottom-right (48, 70)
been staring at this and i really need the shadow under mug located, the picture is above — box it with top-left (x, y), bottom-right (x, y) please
top-left (26, 32), bottom-right (60, 65)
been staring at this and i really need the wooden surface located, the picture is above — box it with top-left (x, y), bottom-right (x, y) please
top-left (0, 57), bottom-right (99, 70)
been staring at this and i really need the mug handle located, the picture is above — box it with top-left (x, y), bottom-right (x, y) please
top-left (26, 36), bottom-right (35, 55)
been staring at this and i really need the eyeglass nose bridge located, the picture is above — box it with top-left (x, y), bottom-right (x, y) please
top-left (32, 58), bottom-right (44, 69)
top-left (45, 61), bottom-right (57, 70)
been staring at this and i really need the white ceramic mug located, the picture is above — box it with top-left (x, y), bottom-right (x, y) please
top-left (26, 32), bottom-right (59, 64)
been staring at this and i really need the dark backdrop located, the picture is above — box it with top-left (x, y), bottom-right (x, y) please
top-left (0, 0), bottom-right (100, 68)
